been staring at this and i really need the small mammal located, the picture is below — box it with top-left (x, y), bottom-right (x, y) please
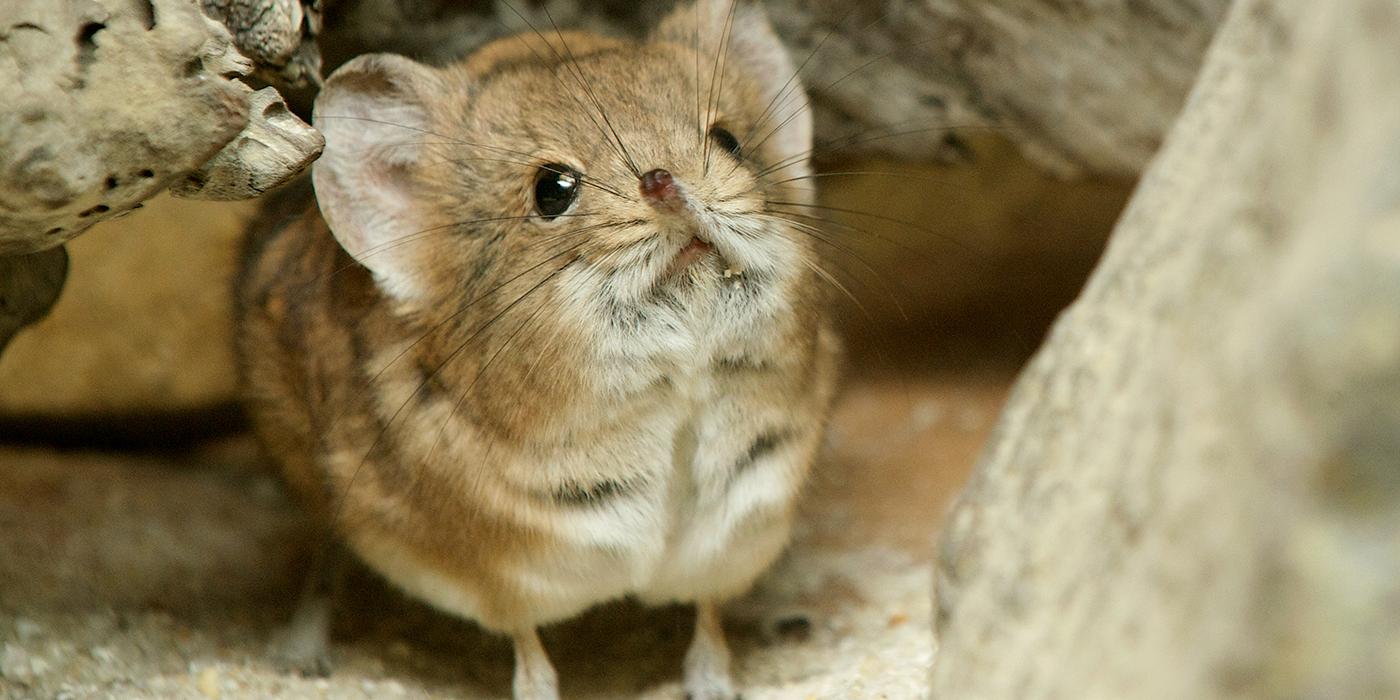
top-left (237, 1), bottom-right (839, 697)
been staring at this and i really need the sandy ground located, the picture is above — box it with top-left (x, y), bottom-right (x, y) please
top-left (0, 357), bottom-right (1010, 700)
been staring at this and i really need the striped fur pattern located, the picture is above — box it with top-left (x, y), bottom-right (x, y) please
top-left (237, 2), bottom-right (840, 697)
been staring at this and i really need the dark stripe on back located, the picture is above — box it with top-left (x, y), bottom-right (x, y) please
top-left (732, 428), bottom-right (794, 476)
top-left (547, 478), bottom-right (632, 507)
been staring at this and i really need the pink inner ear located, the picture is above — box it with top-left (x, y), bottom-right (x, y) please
top-left (312, 56), bottom-right (439, 302)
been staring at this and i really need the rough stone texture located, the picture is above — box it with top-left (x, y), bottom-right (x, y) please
top-left (0, 196), bottom-right (253, 418)
top-left (319, 0), bottom-right (1228, 174)
top-left (931, 1), bottom-right (1400, 697)
top-left (170, 87), bottom-right (324, 201)
top-left (0, 0), bottom-right (252, 254)
top-left (0, 0), bottom-right (325, 251)
top-left (200, 0), bottom-right (323, 86)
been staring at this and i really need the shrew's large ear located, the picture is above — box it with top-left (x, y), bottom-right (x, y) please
top-left (312, 54), bottom-right (441, 301)
top-left (653, 0), bottom-right (812, 162)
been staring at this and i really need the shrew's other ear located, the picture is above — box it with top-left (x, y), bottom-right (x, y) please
top-left (313, 53), bottom-right (442, 301)
top-left (653, 0), bottom-right (812, 163)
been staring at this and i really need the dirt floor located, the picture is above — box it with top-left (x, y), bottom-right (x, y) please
top-left (0, 352), bottom-right (1012, 700)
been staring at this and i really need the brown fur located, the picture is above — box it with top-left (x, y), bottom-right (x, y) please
top-left (237, 6), bottom-right (839, 691)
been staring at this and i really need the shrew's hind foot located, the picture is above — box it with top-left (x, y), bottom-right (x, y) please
top-left (268, 544), bottom-right (344, 677)
top-left (268, 593), bottom-right (334, 677)
top-left (512, 628), bottom-right (561, 700)
top-left (683, 602), bottom-right (741, 700)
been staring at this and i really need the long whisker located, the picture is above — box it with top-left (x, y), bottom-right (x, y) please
top-left (703, 0), bottom-right (742, 175)
top-left (755, 124), bottom-right (1001, 180)
top-left (413, 284), bottom-right (555, 480)
top-left (495, 2), bottom-right (641, 179)
top-left (694, 0), bottom-right (704, 154)
top-left (542, 5), bottom-right (643, 178)
top-left (764, 170), bottom-right (960, 189)
top-left (751, 211), bottom-right (909, 320)
top-left (736, 5), bottom-right (857, 160)
top-left (740, 32), bottom-right (938, 166)
top-left (437, 154), bottom-right (628, 200)
top-left (279, 215), bottom-right (608, 309)
top-left (766, 200), bottom-right (986, 258)
top-left (799, 255), bottom-right (875, 325)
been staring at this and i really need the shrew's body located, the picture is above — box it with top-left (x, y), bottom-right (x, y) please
top-left (238, 3), bottom-right (839, 698)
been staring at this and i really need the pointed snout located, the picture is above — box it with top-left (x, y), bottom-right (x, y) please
top-left (640, 168), bottom-right (683, 210)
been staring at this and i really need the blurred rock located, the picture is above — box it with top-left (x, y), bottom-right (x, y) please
top-left (815, 136), bottom-right (1132, 356)
top-left (932, 1), bottom-right (1400, 697)
top-left (0, 195), bottom-right (253, 418)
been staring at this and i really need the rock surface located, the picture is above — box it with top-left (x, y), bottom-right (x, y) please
top-left (199, 0), bottom-right (323, 86)
top-left (0, 0), bottom-right (251, 254)
top-left (0, 0), bottom-right (324, 252)
top-left (931, 1), bottom-right (1400, 697)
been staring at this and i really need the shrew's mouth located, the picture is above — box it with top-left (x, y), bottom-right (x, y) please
top-left (653, 235), bottom-right (749, 293)
top-left (660, 235), bottom-right (718, 280)
top-left (674, 236), bottom-right (714, 268)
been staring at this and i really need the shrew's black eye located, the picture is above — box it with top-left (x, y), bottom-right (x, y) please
top-left (709, 126), bottom-right (741, 159)
top-left (533, 164), bottom-right (580, 219)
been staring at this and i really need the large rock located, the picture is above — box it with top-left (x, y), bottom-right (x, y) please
top-left (0, 0), bottom-right (321, 253)
top-left (931, 1), bottom-right (1400, 697)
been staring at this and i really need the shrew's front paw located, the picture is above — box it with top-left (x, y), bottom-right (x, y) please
top-left (684, 602), bottom-right (740, 700)
top-left (267, 593), bottom-right (335, 677)
top-left (267, 625), bottom-right (333, 677)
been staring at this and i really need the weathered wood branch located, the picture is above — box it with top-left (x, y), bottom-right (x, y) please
top-left (931, 0), bottom-right (1400, 696)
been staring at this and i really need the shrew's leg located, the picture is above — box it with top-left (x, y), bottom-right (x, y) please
top-left (684, 601), bottom-right (741, 700)
top-left (512, 627), bottom-right (560, 700)
top-left (268, 542), bottom-right (345, 676)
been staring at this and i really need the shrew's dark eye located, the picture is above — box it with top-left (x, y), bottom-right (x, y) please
top-left (709, 126), bottom-right (741, 159)
top-left (533, 164), bottom-right (580, 219)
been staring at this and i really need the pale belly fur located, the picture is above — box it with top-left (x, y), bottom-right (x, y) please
top-left (345, 364), bottom-right (822, 631)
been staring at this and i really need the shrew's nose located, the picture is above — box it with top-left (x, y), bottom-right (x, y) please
top-left (639, 168), bottom-right (680, 208)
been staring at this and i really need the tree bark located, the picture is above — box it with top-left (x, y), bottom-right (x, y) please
top-left (931, 1), bottom-right (1400, 697)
